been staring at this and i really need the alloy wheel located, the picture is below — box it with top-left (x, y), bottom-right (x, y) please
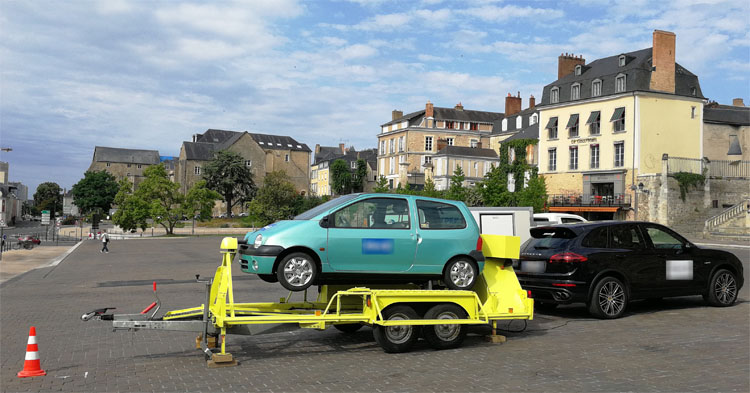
top-left (449, 261), bottom-right (475, 288)
top-left (598, 281), bottom-right (625, 317)
top-left (714, 272), bottom-right (737, 305)
top-left (282, 257), bottom-right (313, 287)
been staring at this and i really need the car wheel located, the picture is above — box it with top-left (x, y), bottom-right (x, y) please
top-left (443, 258), bottom-right (478, 290)
top-left (372, 305), bottom-right (420, 353)
top-left (422, 304), bottom-right (467, 350)
top-left (333, 323), bottom-right (363, 334)
top-left (276, 252), bottom-right (317, 291)
top-left (257, 274), bottom-right (278, 283)
top-left (588, 276), bottom-right (628, 319)
top-left (704, 269), bottom-right (738, 307)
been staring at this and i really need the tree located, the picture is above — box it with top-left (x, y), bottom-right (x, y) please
top-left (480, 139), bottom-right (547, 210)
top-left (33, 182), bottom-right (63, 218)
top-left (202, 150), bottom-right (256, 217)
top-left (330, 159), bottom-right (352, 195)
top-left (112, 180), bottom-right (150, 233)
top-left (247, 171), bottom-right (300, 226)
top-left (71, 170), bottom-right (119, 215)
top-left (422, 178), bottom-right (440, 198)
top-left (351, 159), bottom-right (368, 192)
top-left (480, 164), bottom-right (513, 207)
top-left (373, 176), bottom-right (389, 193)
top-left (446, 166), bottom-right (466, 202)
top-left (185, 180), bottom-right (222, 221)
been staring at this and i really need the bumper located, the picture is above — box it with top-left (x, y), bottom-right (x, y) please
top-left (238, 244), bottom-right (284, 275)
top-left (517, 276), bottom-right (589, 304)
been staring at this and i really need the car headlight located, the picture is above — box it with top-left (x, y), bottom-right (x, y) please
top-left (254, 234), bottom-right (262, 248)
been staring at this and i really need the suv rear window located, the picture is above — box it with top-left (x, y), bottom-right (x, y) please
top-left (526, 227), bottom-right (577, 250)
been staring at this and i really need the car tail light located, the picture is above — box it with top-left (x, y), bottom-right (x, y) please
top-left (550, 252), bottom-right (588, 263)
top-left (552, 283), bottom-right (577, 287)
top-left (476, 236), bottom-right (483, 251)
top-left (527, 290), bottom-right (532, 298)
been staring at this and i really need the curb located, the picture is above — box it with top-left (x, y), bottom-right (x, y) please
top-left (45, 241), bottom-right (85, 268)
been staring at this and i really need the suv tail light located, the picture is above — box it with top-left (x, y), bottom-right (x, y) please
top-left (476, 236), bottom-right (483, 251)
top-left (550, 252), bottom-right (588, 263)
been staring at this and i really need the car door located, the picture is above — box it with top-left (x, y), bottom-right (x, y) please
top-left (640, 224), bottom-right (702, 294)
top-left (607, 224), bottom-right (658, 295)
top-left (326, 197), bottom-right (417, 272)
top-left (412, 199), bottom-right (472, 274)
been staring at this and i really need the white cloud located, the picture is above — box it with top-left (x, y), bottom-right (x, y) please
top-left (338, 44), bottom-right (378, 59)
top-left (460, 5), bottom-right (564, 22)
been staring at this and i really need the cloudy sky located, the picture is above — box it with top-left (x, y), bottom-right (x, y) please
top-left (1, 0), bottom-right (748, 195)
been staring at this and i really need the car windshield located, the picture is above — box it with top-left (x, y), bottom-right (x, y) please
top-left (294, 194), bottom-right (361, 220)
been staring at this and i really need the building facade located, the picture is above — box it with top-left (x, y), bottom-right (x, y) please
top-left (537, 30), bottom-right (706, 219)
top-left (310, 145), bottom-right (378, 196)
top-left (431, 146), bottom-right (500, 190)
top-left (88, 146), bottom-right (161, 187)
top-left (703, 99), bottom-right (749, 161)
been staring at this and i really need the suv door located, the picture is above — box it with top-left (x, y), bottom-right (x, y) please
top-left (640, 224), bottom-right (702, 294)
top-left (326, 197), bottom-right (416, 272)
top-left (607, 224), bottom-right (656, 295)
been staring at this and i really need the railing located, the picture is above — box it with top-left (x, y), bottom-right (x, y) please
top-left (547, 194), bottom-right (632, 207)
top-left (667, 157), bottom-right (750, 178)
top-left (705, 199), bottom-right (749, 233)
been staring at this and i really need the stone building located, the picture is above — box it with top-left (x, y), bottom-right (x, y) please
top-left (431, 146), bottom-right (500, 190)
top-left (378, 102), bottom-right (503, 189)
top-left (88, 146), bottom-right (161, 187)
top-left (703, 99), bottom-right (749, 161)
top-left (311, 145), bottom-right (377, 196)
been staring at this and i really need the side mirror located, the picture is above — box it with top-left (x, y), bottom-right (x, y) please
top-left (319, 216), bottom-right (329, 228)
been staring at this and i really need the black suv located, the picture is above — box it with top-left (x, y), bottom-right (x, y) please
top-left (517, 221), bottom-right (744, 319)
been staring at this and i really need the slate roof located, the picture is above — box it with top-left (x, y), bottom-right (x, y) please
top-left (182, 142), bottom-right (217, 161)
top-left (315, 148), bottom-right (378, 169)
top-left (540, 48), bottom-right (704, 106)
top-left (92, 146), bottom-right (160, 164)
top-left (704, 105), bottom-right (750, 126)
top-left (382, 107), bottom-right (504, 127)
top-left (249, 132), bottom-right (311, 152)
top-left (504, 122), bottom-right (540, 142)
top-left (185, 129), bottom-right (311, 161)
top-left (491, 107), bottom-right (538, 135)
top-left (434, 146), bottom-right (499, 159)
top-left (314, 146), bottom-right (346, 164)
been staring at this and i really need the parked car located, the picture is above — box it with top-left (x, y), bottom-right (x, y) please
top-left (516, 221), bottom-right (743, 318)
top-left (16, 235), bottom-right (41, 249)
top-left (533, 213), bottom-right (587, 226)
top-left (239, 193), bottom-right (484, 291)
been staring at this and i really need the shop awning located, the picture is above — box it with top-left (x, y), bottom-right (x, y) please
top-left (566, 114), bottom-right (579, 129)
top-left (585, 111), bottom-right (600, 125)
top-left (549, 206), bottom-right (620, 212)
top-left (610, 107), bottom-right (625, 122)
top-left (545, 116), bottom-right (558, 129)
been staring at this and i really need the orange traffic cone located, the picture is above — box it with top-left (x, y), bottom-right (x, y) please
top-left (17, 326), bottom-right (46, 378)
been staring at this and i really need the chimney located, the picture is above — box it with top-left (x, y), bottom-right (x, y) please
top-left (732, 98), bottom-right (745, 107)
top-left (454, 102), bottom-right (463, 111)
top-left (505, 93), bottom-right (522, 116)
top-left (192, 134), bottom-right (198, 142)
top-left (650, 30), bottom-right (676, 93)
top-left (436, 138), bottom-right (448, 153)
top-left (558, 53), bottom-right (586, 79)
top-left (529, 95), bottom-right (536, 109)
top-left (425, 101), bottom-right (434, 118)
top-left (338, 143), bottom-right (346, 154)
top-left (315, 144), bottom-right (321, 154)
top-left (392, 109), bottom-right (403, 120)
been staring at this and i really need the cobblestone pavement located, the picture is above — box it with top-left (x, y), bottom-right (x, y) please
top-left (1, 237), bottom-right (748, 392)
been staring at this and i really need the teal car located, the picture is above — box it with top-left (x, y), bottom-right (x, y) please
top-left (239, 193), bottom-right (485, 291)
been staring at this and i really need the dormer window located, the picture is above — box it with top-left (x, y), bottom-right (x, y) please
top-left (691, 87), bottom-right (697, 96)
top-left (571, 83), bottom-right (581, 100)
top-left (615, 74), bottom-right (626, 93)
top-left (516, 116), bottom-right (522, 129)
top-left (619, 55), bottom-right (626, 67)
top-left (530, 113), bottom-right (538, 125)
top-left (501, 118), bottom-right (508, 132)
top-left (575, 65), bottom-right (582, 75)
top-left (592, 79), bottom-right (602, 97)
top-left (551, 87), bottom-right (559, 104)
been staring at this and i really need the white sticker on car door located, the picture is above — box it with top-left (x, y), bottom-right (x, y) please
top-left (666, 260), bottom-right (693, 280)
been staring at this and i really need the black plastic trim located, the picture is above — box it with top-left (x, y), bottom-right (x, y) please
top-left (239, 245), bottom-right (285, 257)
top-left (470, 250), bottom-right (485, 263)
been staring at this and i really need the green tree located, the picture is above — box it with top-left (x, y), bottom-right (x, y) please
top-left (517, 173), bottom-right (548, 213)
top-left (330, 159), bottom-right (352, 195)
top-left (71, 170), bottom-right (119, 215)
top-left (351, 159), bottom-right (368, 192)
top-left (33, 182), bottom-right (63, 219)
top-left (138, 164), bottom-right (185, 234)
top-left (185, 180), bottom-right (222, 221)
top-left (480, 139), bottom-right (547, 211)
top-left (247, 171), bottom-right (300, 226)
top-left (446, 166), bottom-right (466, 202)
top-left (464, 186), bottom-right (484, 207)
top-left (112, 180), bottom-right (150, 233)
top-left (480, 164), bottom-right (513, 207)
top-left (421, 178), bottom-right (440, 198)
top-left (373, 175), bottom-right (389, 193)
top-left (202, 150), bottom-right (256, 217)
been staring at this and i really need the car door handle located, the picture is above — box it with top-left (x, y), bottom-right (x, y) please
top-left (414, 233), bottom-right (422, 244)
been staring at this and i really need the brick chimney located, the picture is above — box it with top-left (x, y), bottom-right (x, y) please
top-left (338, 143), bottom-right (346, 154)
top-left (392, 110), bottom-right (403, 120)
top-left (425, 101), bottom-right (434, 118)
top-left (454, 102), bottom-right (464, 111)
top-left (529, 95), bottom-right (535, 109)
top-left (732, 98), bottom-right (745, 107)
top-left (558, 53), bottom-right (585, 79)
top-left (505, 93), bottom-right (522, 116)
top-left (315, 144), bottom-right (321, 154)
top-left (650, 30), bottom-right (676, 94)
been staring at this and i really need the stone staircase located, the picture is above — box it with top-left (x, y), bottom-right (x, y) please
top-left (703, 199), bottom-right (749, 241)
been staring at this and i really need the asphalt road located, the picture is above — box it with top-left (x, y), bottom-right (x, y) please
top-left (0, 237), bottom-right (748, 392)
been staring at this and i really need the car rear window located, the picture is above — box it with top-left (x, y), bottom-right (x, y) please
top-left (416, 200), bottom-right (466, 229)
top-left (526, 227), bottom-right (577, 250)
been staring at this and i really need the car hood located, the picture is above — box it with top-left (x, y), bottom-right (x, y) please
top-left (243, 220), bottom-right (319, 244)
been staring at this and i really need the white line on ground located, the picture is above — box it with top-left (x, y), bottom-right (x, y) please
top-left (45, 241), bottom-right (85, 268)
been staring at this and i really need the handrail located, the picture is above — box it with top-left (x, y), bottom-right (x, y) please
top-left (705, 199), bottom-right (749, 232)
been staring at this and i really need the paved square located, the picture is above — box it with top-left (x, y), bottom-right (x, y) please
top-left (1, 237), bottom-right (748, 392)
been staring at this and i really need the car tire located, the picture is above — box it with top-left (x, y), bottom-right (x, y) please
top-left (588, 276), bottom-right (628, 319)
top-left (372, 305), bottom-right (420, 353)
top-left (422, 304), bottom-right (467, 350)
top-left (333, 323), bottom-right (363, 334)
top-left (257, 274), bottom-right (278, 283)
top-left (276, 252), bottom-right (317, 292)
top-left (704, 268), bottom-right (738, 307)
top-left (443, 258), bottom-right (479, 291)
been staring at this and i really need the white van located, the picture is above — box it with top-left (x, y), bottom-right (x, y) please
top-left (532, 213), bottom-right (587, 226)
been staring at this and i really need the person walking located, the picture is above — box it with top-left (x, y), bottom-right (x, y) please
top-left (101, 230), bottom-right (109, 253)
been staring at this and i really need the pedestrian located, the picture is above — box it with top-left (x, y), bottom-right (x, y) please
top-left (101, 230), bottom-right (109, 253)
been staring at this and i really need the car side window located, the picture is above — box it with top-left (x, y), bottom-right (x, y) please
top-left (609, 225), bottom-right (645, 249)
top-left (416, 200), bottom-right (466, 229)
top-left (644, 226), bottom-right (684, 250)
top-left (333, 198), bottom-right (410, 229)
top-left (581, 226), bottom-right (608, 248)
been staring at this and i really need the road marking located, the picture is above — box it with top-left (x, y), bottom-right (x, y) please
top-left (696, 242), bottom-right (750, 250)
top-left (45, 241), bottom-right (84, 268)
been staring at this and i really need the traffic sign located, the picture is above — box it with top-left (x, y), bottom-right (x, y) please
top-left (41, 210), bottom-right (50, 226)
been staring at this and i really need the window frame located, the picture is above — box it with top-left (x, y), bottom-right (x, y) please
top-left (569, 146), bottom-right (578, 170)
top-left (615, 73), bottom-right (626, 93)
top-left (548, 148), bottom-right (557, 171)
top-left (415, 199), bottom-right (467, 230)
top-left (590, 144), bottom-right (600, 169)
top-left (591, 79), bottom-right (602, 97)
top-left (614, 142), bottom-right (625, 167)
top-left (331, 197), bottom-right (412, 230)
top-left (551, 87), bottom-right (559, 104)
top-left (425, 136), bottom-right (433, 152)
top-left (571, 83), bottom-right (581, 100)
top-left (609, 224), bottom-right (646, 250)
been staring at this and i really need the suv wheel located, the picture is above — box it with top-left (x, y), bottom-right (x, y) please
top-left (588, 276), bottom-right (628, 319)
top-left (443, 258), bottom-right (478, 290)
top-left (276, 252), bottom-right (317, 291)
top-left (704, 268), bottom-right (738, 307)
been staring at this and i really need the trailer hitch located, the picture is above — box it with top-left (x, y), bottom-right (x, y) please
top-left (81, 307), bottom-right (116, 321)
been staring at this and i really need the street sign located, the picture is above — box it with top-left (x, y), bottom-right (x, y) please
top-left (41, 210), bottom-right (50, 225)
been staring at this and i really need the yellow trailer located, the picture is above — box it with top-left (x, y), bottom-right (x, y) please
top-left (82, 234), bottom-right (533, 365)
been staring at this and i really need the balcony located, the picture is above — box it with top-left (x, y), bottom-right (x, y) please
top-left (547, 194), bottom-right (631, 212)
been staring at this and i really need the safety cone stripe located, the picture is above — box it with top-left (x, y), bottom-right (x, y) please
top-left (25, 352), bottom-right (39, 360)
top-left (27, 336), bottom-right (37, 345)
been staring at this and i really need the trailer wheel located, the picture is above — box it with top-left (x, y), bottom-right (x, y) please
top-left (422, 304), bottom-right (467, 350)
top-left (443, 258), bottom-right (478, 290)
top-left (333, 323), bottom-right (362, 333)
top-left (276, 252), bottom-right (317, 291)
top-left (373, 305), bottom-right (419, 353)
